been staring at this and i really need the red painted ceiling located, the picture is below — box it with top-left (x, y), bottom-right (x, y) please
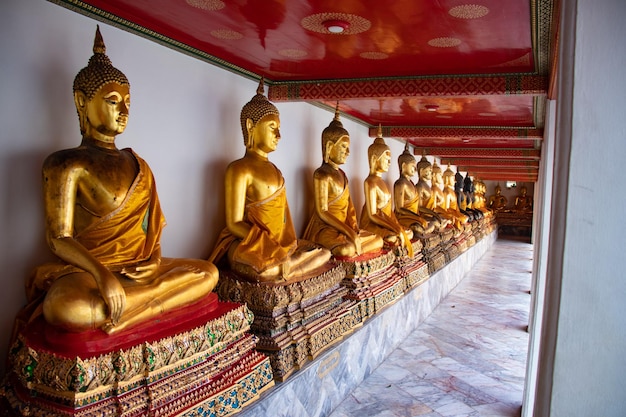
top-left (53, 0), bottom-right (558, 182)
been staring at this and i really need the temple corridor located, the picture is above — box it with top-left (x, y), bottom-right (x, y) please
top-left (328, 236), bottom-right (533, 417)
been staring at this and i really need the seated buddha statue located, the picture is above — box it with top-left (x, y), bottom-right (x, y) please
top-left (463, 173), bottom-right (483, 220)
top-left (209, 79), bottom-right (330, 281)
top-left (27, 27), bottom-right (218, 335)
top-left (442, 165), bottom-right (469, 226)
top-left (360, 130), bottom-right (413, 254)
top-left (303, 107), bottom-right (383, 258)
top-left (514, 185), bottom-right (533, 212)
top-left (474, 179), bottom-right (493, 217)
top-left (415, 155), bottom-right (450, 230)
top-left (431, 161), bottom-right (466, 226)
top-left (488, 184), bottom-right (508, 211)
top-left (434, 163), bottom-right (468, 230)
top-left (393, 143), bottom-right (437, 236)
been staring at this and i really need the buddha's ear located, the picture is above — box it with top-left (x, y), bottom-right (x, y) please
top-left (74, 91), bottom-right (86, 112)
top-left (324, 141), bottom-right (333, 163)
top-left (245, 118), bottom-right (254, 132)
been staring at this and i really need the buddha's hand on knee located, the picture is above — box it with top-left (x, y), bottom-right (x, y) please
top-left (122, 255), bottom-right (161, 280)
top-left (95, 268), bottom-right (127, 325)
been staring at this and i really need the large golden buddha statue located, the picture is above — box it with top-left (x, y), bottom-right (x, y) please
top-left (434, 163), bottom-right (468, 230)
top-left (415, 155), bottom-right (450, 230)
top-left (431, 161), bottom-right (465, 226)
top-left (488, 184), bottom-right (508, 211)
top-left (209, 80), bottom-right (330, 281)
top-left (393, 144), bottom-right (437, 235)
top-left (514, 185), bottom-right (533, 212)
top-left (27, 27), bottom-right (218, 335)
top-left (360, 130), bottom-right (413, 254)
top-left (303, 107), bottom-right (383, 257)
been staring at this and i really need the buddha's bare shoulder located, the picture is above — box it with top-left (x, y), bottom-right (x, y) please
top-left (42, 146), bottom-right (92, 172)
top-left (313, 164), bottom-right (339, 180)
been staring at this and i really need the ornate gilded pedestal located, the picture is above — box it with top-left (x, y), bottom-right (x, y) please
top-left (415, 233), bottom-right (447, 274)
top-left (2, 294), bottom-right (274, 417)
top-left (215, 264), bottom-right (350, 381)
top-left (395, 239), bottom-right (430, 292)
top-left (336, 249), bottom-right (404, 324)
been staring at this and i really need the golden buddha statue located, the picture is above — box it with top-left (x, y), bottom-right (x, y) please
top-left (360, 129), bottom-right (413, 254)
top-left (514, 185), bottom-right (533, 212)
top-left (209, 79), bottom-right (330, 281)
top-left (303, 107), bottom-right (383, 258)
top-left (463, 173), bottom-right (484, 220)
top-left (488, 184), bottom-right (508, 211)
top-left (439, 164), bottom-right (469, 229)
top-left (393, 144), bottom-right (437, 235)
top-left (473, 179), bottom-right (493, 217)
top-left (415, 155), bottom-right (450, 230)
top-left (28, 27), bottom-right (218, 335)
top-left (431, 161), bottom-right (464, 225)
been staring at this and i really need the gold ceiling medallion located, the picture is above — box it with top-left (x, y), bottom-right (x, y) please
top-left (185, 0), bottom-right (225, 11)
top-left (448, 4), bottom-right (490, 19)
top-left (210, 29), bottom-right (244, 40)
top-left (428, 37), bottom-right (462, 48)
top-left (301, 13), bottom-right (371, 35)
top-left (360, 51), bottom-right (389, 60)
top-left (278, 49), bottom-right (308, 58)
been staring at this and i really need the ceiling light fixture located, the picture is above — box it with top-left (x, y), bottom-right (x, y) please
top-left (323, 19), bottom-right (350, 33)
top-left (425, 104), bottom-right (439, 112)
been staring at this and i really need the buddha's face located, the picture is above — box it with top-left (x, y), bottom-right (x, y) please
top-left (329, 136), bottom-right (350, 165)
top-left (84, 82), bottom-right (130, 137)
top-left (433, 170), bottom-right (442, 184)
top-left (402, 160), bottom-right (417, 177)
top-left (444, 173), bottom-right (454, 187)
top-left (250, 113), bottom-right (281, 153)
top-left (419, 166), bottom-right (432, 181)
top-left (377, 150), bottom-right (391, 173)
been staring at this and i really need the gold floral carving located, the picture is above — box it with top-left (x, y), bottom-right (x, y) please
top-left (448, 4), bottom-right (490, 19)
top-left (185, 0), bottom-right (225, 11)
top-left (301, 13), bottom-right (371, 35)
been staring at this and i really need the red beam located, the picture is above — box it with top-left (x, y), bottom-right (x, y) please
top-left (373, 127), bottom-right (543, 140)
top-left (269, 75), bottom-right (548, 101)
top-left (413, 147), bottom-right (541, 160)
top-left (440, 159), bottom-right (540, 168)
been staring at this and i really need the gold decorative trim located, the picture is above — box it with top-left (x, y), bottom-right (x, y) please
top-left (278, 49), bottom-right (308, 58)
top-left (448, 4), bottom-right (490, 19)
top-left (360, 51), bottom-right (389, 60)
top-left (210, 29), bottom-right (244, 40)
top-left (301, 13), bottom-right (371, 35)
top-left (185, 0), bottom-right (225, 11)
top-left (428, 37), bottom-right (462, 48)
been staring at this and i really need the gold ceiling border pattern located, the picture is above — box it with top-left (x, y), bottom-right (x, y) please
top-left (47, 0), bottom-right (263, 83)
top-left (532, 0), bottom-right (555, 75)
top-left (269, 74), bottom-right (548, 101)
top-left (369, 127), bottom-right (544, 140)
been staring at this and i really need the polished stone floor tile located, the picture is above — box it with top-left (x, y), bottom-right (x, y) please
top-left (328, 237), bottom-right (532, 417)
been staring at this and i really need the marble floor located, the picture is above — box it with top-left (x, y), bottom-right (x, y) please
top-left (328, 236), bottom-right (533, 417)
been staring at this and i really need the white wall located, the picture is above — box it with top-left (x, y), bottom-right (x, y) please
top-left (0, 0), bottom-right (414, 376)
top-left (534, 0), bottom-right (626, 415)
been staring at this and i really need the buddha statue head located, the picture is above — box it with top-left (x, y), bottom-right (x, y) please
top-left (463, 173), bottom-right (473, 193)
top-left (367, 125), bottom-right (391, 174)
top-left (398, 142), bottom-right (416, 177)
top-left (416, 155), bottom-right (432, 181)
top-left (73, 26), bottom-right (130, 136)
top-left (431, 161), bottom-right (443, 186)
top-left (443, 164), bottom-right (455, 188)
top-left (240, 78), bottom-right (280, 149)
top-left (322, 103), bottom-right (350, 164)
